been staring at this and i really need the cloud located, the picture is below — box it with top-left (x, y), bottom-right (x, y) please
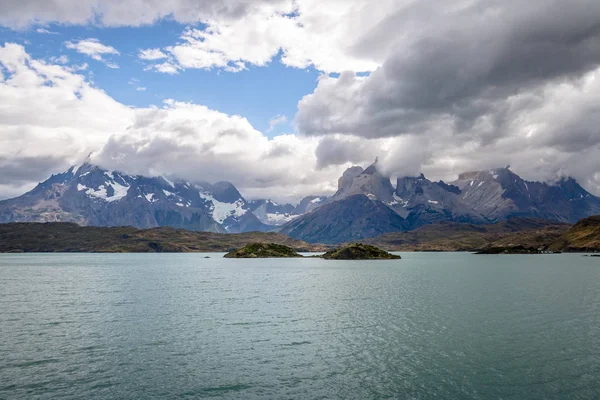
top-left (163, 0), bottom-right (386, 73)
top-left (138, 48), bottom-right (168, 60)
top-left (65, 38), bottom-right (120, 67)
top-left (267, 114), bottom-right (287, 132)
top-left (0, 0), bottom-right (291, 28)
top-left (2, 1), bottom-right (600, 199)
top-left (295, 0), bottom-right (600, 194)
top-left (136, 86), bottom-right (146, 91)
top-left (35, 28), bottom-right (58, 34)
top-left (0, 43), bottom-right (342, 202)
top-left (0, 42), bottom-right (132, 193)
top-left (49, 55), bottom-right (68, 64)
top-left (146, 61), bottom-right (180, 75)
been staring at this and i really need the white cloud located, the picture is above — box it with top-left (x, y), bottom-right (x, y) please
top-left (146, 61), bottom-right (180, 75)
top-left (49, 55), bottom-right (69, 64)
top-left (65, 38), bottom-right (120, 68)
top-left (267, 114), bottom-right (287, 132)
top-left (136, 86), bottom-right (146, 91)
top-left (138, 48), bottom-right (168, 60)
top-left (0, 42), bottom-right (132, 190)
top-left (0, 43), bottom-right (343, 202)
top-left (165, 0), bottom-right (386, 73)
top-left (36, 28), bottom-right (58, 34)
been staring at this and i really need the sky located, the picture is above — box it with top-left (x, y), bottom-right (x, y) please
top-left (1, 0), bottom-right (600, 203)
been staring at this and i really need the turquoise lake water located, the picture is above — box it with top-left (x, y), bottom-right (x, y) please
top-left (1, 252), bottom-right (599, 399)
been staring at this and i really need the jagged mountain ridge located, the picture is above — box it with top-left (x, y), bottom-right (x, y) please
top-left (277, 163), bottom-right (600, 243)
top-left (452, 168), bottom-right (600, 223)
top-left (1, 162), bottom-right (599, 242)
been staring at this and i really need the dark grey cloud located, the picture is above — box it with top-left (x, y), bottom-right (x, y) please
top-left (297, 0), bottom-right (600, 139)
top-left (0, 0), bottom-right (289, 28)
top-left (295, 0), bottom-right (600, 193)
top-left (0, 155), bottom-right (67, 185)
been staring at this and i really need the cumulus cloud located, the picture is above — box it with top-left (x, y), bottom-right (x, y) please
top-left (0, 43), bottom-right (343, 202)
top-left (297, 0), bottom-right (600, 194)
top-left (0, 43), bottom-right (132, 192)
top-left (92, 101), bottom-right (342, 201)
top-left (2, 1), bottom-right (600, 198)
top-left (65, 38), bottom-right (120, 67)
top-left (138, 48), bottom-right (168, 60)
top-left (162, 0), bottom-right (387, 73)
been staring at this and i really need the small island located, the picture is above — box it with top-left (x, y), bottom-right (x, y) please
top-left (224, 243), bottom-right (304, 258)
top-left (322, 243), bottom-right (401, 260)
top-left (475, 245), bottom-right (542, 255)
top-left (223, 242), bottom-right (400, 260)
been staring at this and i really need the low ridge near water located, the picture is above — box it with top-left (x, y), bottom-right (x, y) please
top-left (1, 216), bottom-right (600, 253)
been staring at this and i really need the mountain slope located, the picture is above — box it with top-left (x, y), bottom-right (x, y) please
top-left (362, 218), bottom-right (570, 251)
top-left (0, 163), bottom-right (266, 232)
top-left (548, 215), bottom-right (600, 252)
top-left (279, 194), bottom-right (407, 244)
top-left (392, 174), bottom-right (488, 228)
top-left (452, 168), bottom-right (600, 223)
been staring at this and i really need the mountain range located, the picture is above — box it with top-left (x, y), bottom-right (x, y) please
top-left (1, 161), bottom-right (599, 243)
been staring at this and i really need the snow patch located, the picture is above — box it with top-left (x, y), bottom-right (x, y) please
top-left (82, 181), bottom-right (129, 202)
top-left (310, 197), bottom-right (323, 204)
top-left (77, 184), bottom-right (87, 191)
top-left (162, 176), bottom-right (175, 187)
top-left (477, 181), bottom-right (484, 187)
top-left (145, 193), bottom-right (156, 203)
top-left (266, 213), bottom-right (298, 224)
top-left (199, 192), bottom-right (247, 223)
top-left (162, 189), bottom-right (175, 197)
top-left (366, 193), bottom-right (377, 200)
top-left (391, 193), bottom-right (408, 207)
top-left (428, 200), bottom-right (439, 204)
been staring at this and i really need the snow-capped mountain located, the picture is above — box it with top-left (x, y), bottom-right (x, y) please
top-left (2, 162), bottom-right (599, 242)
top-left (0, 163), bottom-right (268, 233)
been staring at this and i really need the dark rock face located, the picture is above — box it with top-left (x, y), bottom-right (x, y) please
top-left (330, 163), bottom-right (395, 204)
top-left (322, 243), bottom-right (401, 260)
top-left (393, 175), bottom-right (488, 228)
top-left (279, 194), bottom-right (408, 244)
top-left (223, 243), bottom-right (303, 258)
top-left (452, 168), bottom-right (600, 223)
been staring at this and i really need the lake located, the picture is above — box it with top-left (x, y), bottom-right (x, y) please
top-left (1, 253), bottom-right (599, 399)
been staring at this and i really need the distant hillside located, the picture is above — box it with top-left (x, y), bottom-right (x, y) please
top-left (548, 216), bottom-right (600, 252)
top-left (362, 218), bottom-right (571, 252)
top-left (0, 223), bottom-right (323, 253)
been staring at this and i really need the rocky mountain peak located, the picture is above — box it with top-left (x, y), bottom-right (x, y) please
top-left (338, 166), bottom-right (364, 191)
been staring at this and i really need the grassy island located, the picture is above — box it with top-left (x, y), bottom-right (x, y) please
top-left (223, 243), bottom-right (303, 258)
top-left (322, 243), bottom-right (401, 260)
